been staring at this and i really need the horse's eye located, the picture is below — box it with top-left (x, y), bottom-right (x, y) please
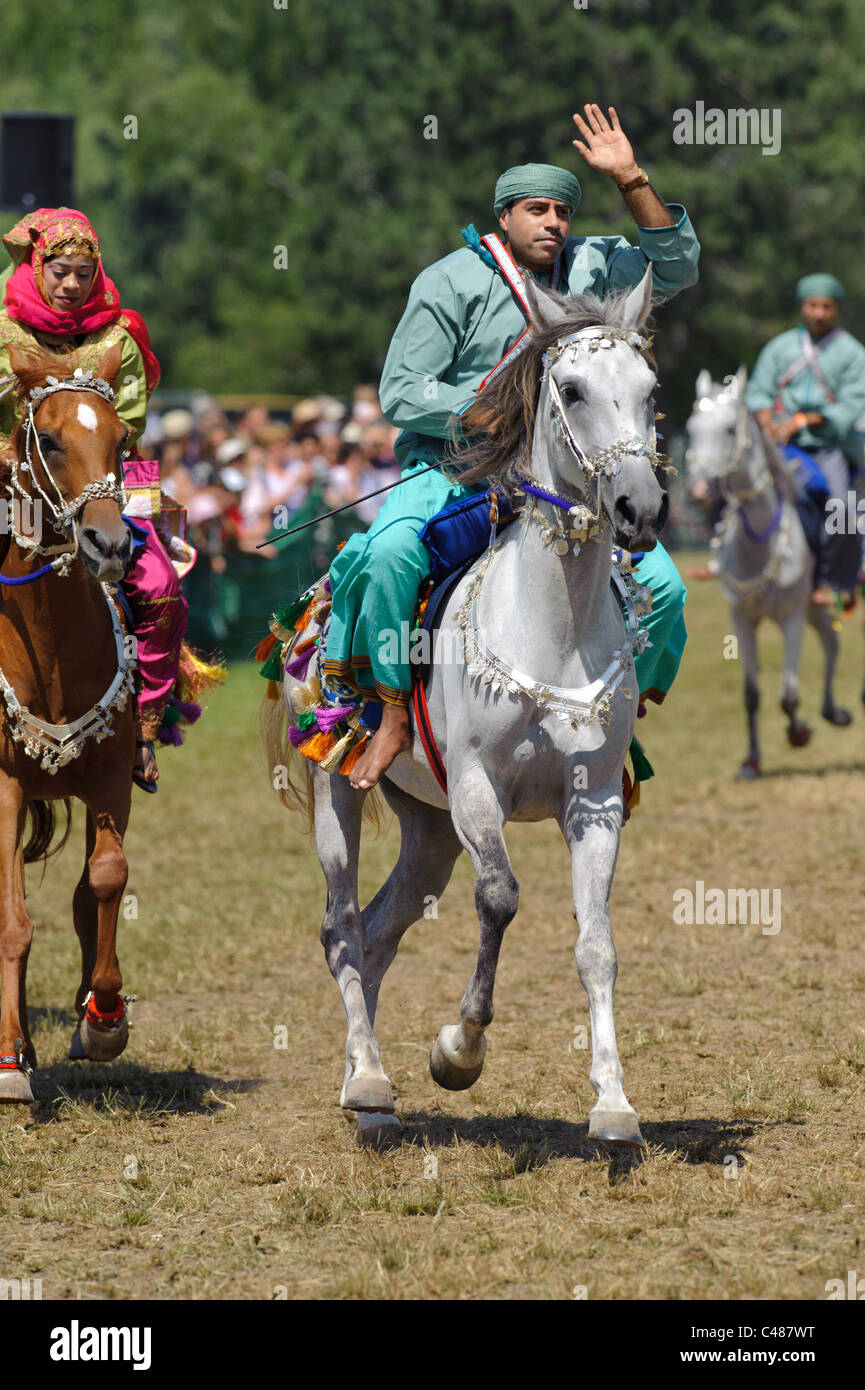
top-left (561, 384), bottom-right (582, 406)
top-left (38, 432), bottom-right (59, 454)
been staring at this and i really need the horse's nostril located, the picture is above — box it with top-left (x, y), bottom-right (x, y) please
top-left (615, 496), bottom-right (637, 528)
top-left (657, 493), bottom-right (669, 531)
top-left (81, 526), bottom-right (108, 558)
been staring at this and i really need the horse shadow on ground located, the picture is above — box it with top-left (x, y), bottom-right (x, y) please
top-left (22, 1061), bottom-right (263, 1124)
top-left (756, 759), bottom-right (865, 780)
top-left (398, 1111), bottom-right (794, 1183)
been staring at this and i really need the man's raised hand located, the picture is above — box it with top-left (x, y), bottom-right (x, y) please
top-left (572, 104), bottom-right (639, 184)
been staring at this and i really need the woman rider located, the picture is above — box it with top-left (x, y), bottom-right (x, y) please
top-left (0, 207), bottom-right (222, 791)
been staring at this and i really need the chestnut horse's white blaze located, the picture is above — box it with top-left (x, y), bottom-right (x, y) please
top-left (272, 268), bottom-right (669, 1147)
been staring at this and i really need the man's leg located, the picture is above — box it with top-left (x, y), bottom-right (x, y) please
top-left (631, 541), bottom-right (687, 704)
top-left (814, 447), bottom-right (858, 599)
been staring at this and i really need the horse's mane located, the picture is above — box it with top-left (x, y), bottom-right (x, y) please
top-left (448, 286), bottom-right (656, 488)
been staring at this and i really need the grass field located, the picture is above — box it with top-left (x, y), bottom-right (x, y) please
top-left (1, 553), bottom-right (864, 1301)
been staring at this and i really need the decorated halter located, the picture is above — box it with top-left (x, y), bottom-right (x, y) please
top-left (516, 324), bottom-right (670, 555)
top-left (5, 367), bottom-right (127, 579)
top-left (686, 379), bottom-right (769, 502)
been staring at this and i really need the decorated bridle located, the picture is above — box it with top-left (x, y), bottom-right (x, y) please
top-left (686, 380), bottom-right (770, 502)
top-left (4, 367), bottom-right (128, 580)
top-left (515, 323), bottom-right (671, 556)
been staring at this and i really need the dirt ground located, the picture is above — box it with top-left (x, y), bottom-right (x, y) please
top-left (1, 555), bottom-right (864, 1300)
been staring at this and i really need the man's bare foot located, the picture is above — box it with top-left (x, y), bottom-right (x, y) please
top-left (811, 586), bottom-right (834, 607)
top-left (349, 704), bottom-right (411, 789)
top-left (133, 739), bottom-right (159, 793)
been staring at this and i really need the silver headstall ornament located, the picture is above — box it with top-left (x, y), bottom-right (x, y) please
top-left (5, 368), bottom-right (127, 575)
top-left (542, 325), bottom-right (672, 485)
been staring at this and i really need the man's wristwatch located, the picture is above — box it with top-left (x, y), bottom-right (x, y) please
top-left (617, 167), bottom-right (650, 193)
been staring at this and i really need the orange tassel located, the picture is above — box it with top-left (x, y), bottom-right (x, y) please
top-left (297, 730), bottom-right (337, 763)
top-left (293, 599), bottom-right (314, 633)
top-left (292, 635), bottom-right (318, 657)
top-left (338, 735), bottom-right (370, 777)
top-left (255, 633), bottom-right (278, 662)
top-left (266, 680), bottom-right (281, 701)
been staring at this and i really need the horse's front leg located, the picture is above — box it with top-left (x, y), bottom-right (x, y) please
top-left (0, 777), bottom-right (35, 1101)
top-left (76, 780), bottom-right (132, 1062)
top-left (429, 767), bottom-right (518, 1091)
top-left (562, 780), bottom-right (643, 1147)
top-left (777, 610), bottom-right (812, 748)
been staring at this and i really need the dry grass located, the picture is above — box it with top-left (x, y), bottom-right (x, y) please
top-left (1, 554), bottom-right (864, 1300)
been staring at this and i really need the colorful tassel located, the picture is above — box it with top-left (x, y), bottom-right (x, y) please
top-left (266, 680), bottom-right (281, 701)
top-left (255, 632), bottom-right (278, 663)
top-left (315, 703), bottom-right (359, 735)
top-left (319, 725), bottom-right (357, 773)
top-left (289, 724), bottom-right (313, 749)
top-left (176, 643), bottom-right (226, 704)
top-left (297, 730), bottom-right (337, 763)
top-left (285, 648), bottom-right (315, 681)
top-left (338, 734), bottom-right (370, 777)
top-left (259, 645), bottom-right (285, 681)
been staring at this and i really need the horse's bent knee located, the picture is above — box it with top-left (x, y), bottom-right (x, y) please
top-left (475, 870), bottom-right (519, 929)
top-left (87, 848), bottom-right (127, 901)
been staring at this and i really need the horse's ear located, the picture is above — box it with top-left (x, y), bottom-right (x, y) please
top-left (6, 345), bottom-right (38, 382)
top-left (524, 277), bottom-right (571, 333)
top-left (621, 265), bottom-right (654, 333)
top-left (735, 364), bottom-right (748, 395)
top-left (696, 368), bottom-right (712, 399)
top-left (95, 341), bottom-right (123, 390)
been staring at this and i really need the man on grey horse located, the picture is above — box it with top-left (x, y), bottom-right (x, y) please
top-left (325, 103), bottom-right (701, 788)
top-left (745, 273), bottom-right (865, 607)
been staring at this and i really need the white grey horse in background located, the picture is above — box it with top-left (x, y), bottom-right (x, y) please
top-left (685, 369), bottom-right (851, 779)
top-left (266, 268), bottom-right (668, 1148)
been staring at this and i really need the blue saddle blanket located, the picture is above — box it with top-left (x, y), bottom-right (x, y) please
top-left (419, 488), bottom-right (515, 585)
top-left (780, 444), bottom-right (831, 501)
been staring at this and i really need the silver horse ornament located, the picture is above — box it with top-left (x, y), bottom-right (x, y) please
top-left (271, 267), bottom-right (669, 1147)
top-left (685, 369), bottom-right (851, 779)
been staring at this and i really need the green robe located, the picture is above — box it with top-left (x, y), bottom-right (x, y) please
top-left (744, 325), bottom-right (865, 456)
top-left (325, 207), bottom-right (700, 704)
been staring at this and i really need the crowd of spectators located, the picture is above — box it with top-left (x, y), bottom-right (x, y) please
top-left (139, 385), bottom-right (401, 569)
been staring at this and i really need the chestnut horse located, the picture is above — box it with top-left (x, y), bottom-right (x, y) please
top-left (0, 343), bottom-right (138, 1102)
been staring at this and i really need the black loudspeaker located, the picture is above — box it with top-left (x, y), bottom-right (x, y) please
top-left (1, 112), bottom-right (75, 211)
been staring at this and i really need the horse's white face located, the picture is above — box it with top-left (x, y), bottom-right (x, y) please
top-left (526, 267), bottom-right (668, 551)
top-left (685, 368), bottom-right (748, 489)
top-left (548, 339), bottom-right (664, 544)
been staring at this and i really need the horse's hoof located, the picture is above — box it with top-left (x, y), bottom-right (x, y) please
top-left (822, 703), bottom-right (852, 727)
top-left (341, 1072), bottom-right (395, 1114)
top-left (588, 1107), bottom-right (645, 1147)
top-left (429, 1028), bottom-right (486, 1091)
top-left (78, 1010), bottom-right (129, 1062)
top-left (0, 1067), bottom-right (35, 1103)
top-left (355, 1111), bottom-right (401, 1149)
top-left (736, 758), bottom-right (761, 780)
top-left (68, 1026), bottom-right (85, 1060)
top-left (786, 722), bottom-right (811, 748)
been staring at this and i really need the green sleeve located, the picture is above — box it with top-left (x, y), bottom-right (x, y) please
top-left (378, 267), bottom-right (477, 438)
top-left (820, 338), bottom-right (865, 441)
top-left (744, 339), bottom-right (784, 413)
top-left (116, 330), bottom-right (149, 448)
top-left (603, 205), bottom-right (701, 303)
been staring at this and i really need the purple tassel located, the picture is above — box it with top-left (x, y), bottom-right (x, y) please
top-left (289, 724), bottom-right (313, 749)
top-left (158, 724), bottom-right (185, 746)
top-left (286, 646), bottom-right (316, 680)
top-left (323, 576), bottom-right (331, 594)
top-left (637, 702), bottom-right (647, 719)
top-left (173, 698), bottom-right (202, 724)
top-left (315, 704), bottom-right (358, 734)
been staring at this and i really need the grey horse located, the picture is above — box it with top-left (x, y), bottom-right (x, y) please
top-left (266, 268), bottom-right (668, 1147)
top-left (685, 369), bottom-right (851, 779)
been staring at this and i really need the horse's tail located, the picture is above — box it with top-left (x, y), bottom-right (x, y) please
top-left (260, 680), bottom-right (386, 833)
top-left (23, 798), bottom-right (72, 866)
